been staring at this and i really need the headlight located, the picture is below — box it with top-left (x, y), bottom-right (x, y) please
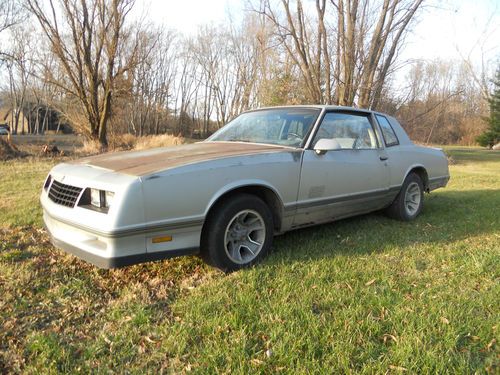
top-left (104, 191), bottom-right (114, 208)
top-left (80, 188), bottom-right (115, 212)
top-left (90, 188), bottom-right (102, 207)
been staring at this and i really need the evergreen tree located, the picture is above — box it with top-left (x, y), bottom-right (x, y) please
top-left (477, 66), bottom-right (500, 147)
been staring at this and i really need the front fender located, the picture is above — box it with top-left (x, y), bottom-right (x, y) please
top-left (203, 179), bottom-right (285, 217)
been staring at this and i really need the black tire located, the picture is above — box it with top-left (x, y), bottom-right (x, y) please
top-left (201, 194), bottom-right (274, 272)
top-left (385, 173), bottom-right (424, 221)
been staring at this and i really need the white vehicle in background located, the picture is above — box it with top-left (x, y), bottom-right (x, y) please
top-left (41, 106), bottom-right (449, 271)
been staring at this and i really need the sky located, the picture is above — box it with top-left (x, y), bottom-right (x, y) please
top-left (136, 0), bottom-right (500, 67)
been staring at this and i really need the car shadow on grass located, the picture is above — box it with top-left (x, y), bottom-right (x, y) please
top-left (265, 189), bottom-right (500, 265)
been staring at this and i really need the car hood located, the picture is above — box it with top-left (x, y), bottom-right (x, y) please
top-left (73, 141), bottom-right (294, 176)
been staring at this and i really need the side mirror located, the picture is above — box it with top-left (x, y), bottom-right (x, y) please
top-left (314, 138), bottom-right (341, 155)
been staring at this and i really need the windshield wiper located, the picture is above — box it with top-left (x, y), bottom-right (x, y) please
top-left (227, 139), bottom-right (253, 143)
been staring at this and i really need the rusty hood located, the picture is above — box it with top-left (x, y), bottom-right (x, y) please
top-left (73, 141), bottom-right (293, 176)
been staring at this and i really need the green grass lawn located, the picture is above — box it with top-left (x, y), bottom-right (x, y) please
top-left (1, 148), bottom-right (499, 373)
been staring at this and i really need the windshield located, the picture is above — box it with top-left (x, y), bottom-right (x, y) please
top-left (207, 108), bottom-right (321, 147)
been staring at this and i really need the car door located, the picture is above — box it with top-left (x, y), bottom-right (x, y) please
top-left (293, 111), bottom-right (391, 227)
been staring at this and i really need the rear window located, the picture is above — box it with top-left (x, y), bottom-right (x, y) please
top-left (375, 115), bottom-right (399, 147)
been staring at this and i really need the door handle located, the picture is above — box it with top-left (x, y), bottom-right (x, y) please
top-left (380, 156), bottom-right (388, 161)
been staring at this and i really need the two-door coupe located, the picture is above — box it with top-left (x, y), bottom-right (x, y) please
top-left (41, 106), bottom-right (449, 271)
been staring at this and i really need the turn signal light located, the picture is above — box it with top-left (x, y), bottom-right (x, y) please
top-left (152, 235), bottom-right (173, 244)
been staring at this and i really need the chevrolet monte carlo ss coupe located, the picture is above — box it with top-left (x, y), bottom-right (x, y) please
top-left (41, 106), bottom-right (449, 271)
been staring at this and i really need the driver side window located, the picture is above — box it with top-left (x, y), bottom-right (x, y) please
top-left (313, 112), bottom-right (378, 150)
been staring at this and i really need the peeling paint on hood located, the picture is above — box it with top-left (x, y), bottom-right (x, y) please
top-left (72, 141), bottom-right (294, 176)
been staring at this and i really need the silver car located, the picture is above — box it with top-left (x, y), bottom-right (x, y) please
top-left (41, 106), bottom-right (449, 271)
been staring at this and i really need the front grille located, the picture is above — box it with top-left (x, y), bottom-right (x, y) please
top-left (48, 180), bottom-right (83, 208)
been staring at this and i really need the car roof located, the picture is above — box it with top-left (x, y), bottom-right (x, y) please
top-left (247, 105), bottom-right (375, 115)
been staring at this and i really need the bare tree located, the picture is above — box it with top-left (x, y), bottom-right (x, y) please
top-left (0, 0), bottom-right (21, 36)
top-left (1, 0), bottom-right (27, 60)
top-left (25, 0), bottom-right (137, 148)
top-left (253, 0), bottom-right (423, 108)
top-left (188, 17), bottom-right (280, 130)
top-left (174, 45), bottom-right (200, 135)
top-left (392, 59), bottom-right (485, 145)
top-left (29, 41), bottom-right (60, 134)
top-left (254, 0), bottom-right (332, 103)
top-left (127, 28), bottom-right (177, 136)
top-left (0, 0), bottom-right (481, 148)
top-left (356, 0), bottom-right (424, 108)
top-left (3, 25), bottom-right (35, 134)
top-left (332, 0), bottom-right (425, 108)
top-left (228, 15), bottom-right (266, 114)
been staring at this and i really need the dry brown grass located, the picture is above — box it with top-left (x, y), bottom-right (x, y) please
top-left (111, 133), bottom-right (137, 150)
top-left (133, 134), bottom-right (184, 150)
top-left (78, 134), bottom-right (184, 156)
top-left (78, 138), bottom-right (103, 156)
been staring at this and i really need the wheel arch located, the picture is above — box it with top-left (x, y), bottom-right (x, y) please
top-left (404, 165), bottom-right (429, 192)
top-left (202, 183), bottom-right (285, 234)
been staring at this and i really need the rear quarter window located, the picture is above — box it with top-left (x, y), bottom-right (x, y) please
top-left (375, 115), bottom-right (399, 147)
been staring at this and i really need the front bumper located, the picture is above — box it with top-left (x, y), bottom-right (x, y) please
top-left (43, 209), bottom-right (199, 269)
top-left (45, 228), bottom-right (197, 268)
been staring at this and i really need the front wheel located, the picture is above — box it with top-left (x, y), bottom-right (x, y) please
top-left (385, 173), bottom-right (424, 221)
top-left (201, 194), bottom-right (274, 272)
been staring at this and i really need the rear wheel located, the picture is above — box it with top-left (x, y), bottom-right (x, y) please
top-left (385, 173), bottom-right (424, 221)
top-left (201, 194), bottom-right (273, 272)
